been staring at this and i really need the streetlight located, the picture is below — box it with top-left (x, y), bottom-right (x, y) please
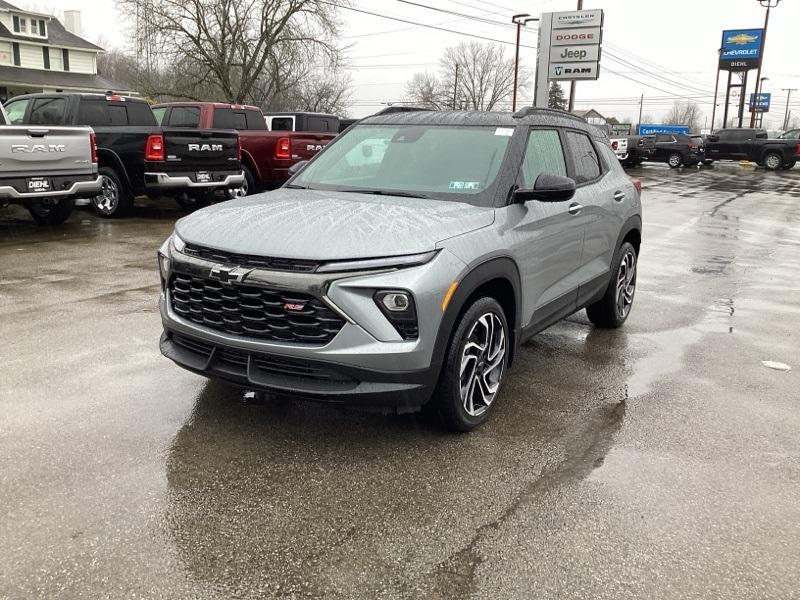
top-left (511, 13), bottom-right (537, 112)
top-left (749, 0), bottom-right (781, 127)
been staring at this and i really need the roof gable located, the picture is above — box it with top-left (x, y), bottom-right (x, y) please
top-left (0, 8), bottom-right (104, 52)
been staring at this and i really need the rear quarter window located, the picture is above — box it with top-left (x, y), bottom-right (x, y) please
top-left (270, 117), bottom-right (294, 131)
top-left (212, 108), bottom-right (246, 129)
top-left (29, 97), bottom-right (67, 125)
top-left (168, 106), bottom-right (201, 128)
top-left (245, 109), bottom-right (266, 130)
top-left (564, 130), bottom-right (602, 184)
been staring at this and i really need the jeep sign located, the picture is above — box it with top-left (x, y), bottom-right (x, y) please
top-left (549, 44), bottom-right (600, 63)
top-left (550, 27), bottom-right (601, 46)
top-left (549, 62), bottom-right (600, 81)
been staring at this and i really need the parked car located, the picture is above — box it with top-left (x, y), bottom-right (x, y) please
top-left (704, 128), bottom-right (800, 170)
top-left (4, 93), bottom-right (244, 217)
top-left (610, 135), bottom-right (655, 168)
top-left (647, 133), bottom-right (702, 168)
top-left (0, 104), bottom-right (101, 225)
top-left (157, 108), bottom-right (642, 431)
top-left (263, 112), bottom-right (339, 133)
top-left (609, 137), bottom-right (629, 161)
top-left (153, 102), bottom-right (336, 193)
top-left (778, 129), bottom-right (800, 140)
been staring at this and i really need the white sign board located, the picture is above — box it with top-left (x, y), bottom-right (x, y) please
top-left (551, 27), bottom-right (602, 46)
top-left (549, 62), bottom-right (601, 80)
top-left (552, 9), bottom-right (604, 29)
top-left (549, 44), bottom-right (601, 63)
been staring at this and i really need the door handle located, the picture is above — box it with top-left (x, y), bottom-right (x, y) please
top-left (568, 203), bottom-right (583, 215)
top-left (613, 190), bottom-right (626, 202)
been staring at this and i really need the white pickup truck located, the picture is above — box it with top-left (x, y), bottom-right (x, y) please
top-left (609, 137), bottom-right (629, 161)
top-left (0, 104), bottom-right (101, 225)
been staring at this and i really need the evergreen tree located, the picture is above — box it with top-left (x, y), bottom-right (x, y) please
top-left (548, 82), bottom-right (567, 110)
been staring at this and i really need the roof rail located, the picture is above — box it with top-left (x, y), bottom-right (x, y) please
top-left (372, 106), bottom-right (435, 116)
top-left (512, 106), bottom-right (587, 123)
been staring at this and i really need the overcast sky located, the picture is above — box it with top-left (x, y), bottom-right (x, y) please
top-left (22, 0), bottom-right (800, 128)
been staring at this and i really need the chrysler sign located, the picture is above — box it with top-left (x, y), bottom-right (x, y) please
top-left (552, 9), bottom-right (603, 29)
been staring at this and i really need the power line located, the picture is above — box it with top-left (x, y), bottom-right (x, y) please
top-left (389, 0), bottom-right (521, 30)
top-left (321, 1), bottom-right (537, 49)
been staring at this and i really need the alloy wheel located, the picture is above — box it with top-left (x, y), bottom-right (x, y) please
top-left (765, 154), bottom-right (782, 170)
top-left (459, 312), bottom-right (506, 417)
top-left (93, 175), bottom-right (119, 215)
top-left (668, 154), bottom-right (681, 167)
top-left (616, 249), bottom-right (637, 319)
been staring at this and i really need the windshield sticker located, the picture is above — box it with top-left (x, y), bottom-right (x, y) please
top-left (495, 128), bottom-right (514, 137)
top-left (449, 181), bottom-right (481, 191)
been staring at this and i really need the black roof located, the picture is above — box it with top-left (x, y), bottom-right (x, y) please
top-left (0, 3), bottom-right (104, 52)
top-left (360, 107), bottom-right (607, 140)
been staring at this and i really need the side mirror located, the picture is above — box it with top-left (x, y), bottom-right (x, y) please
top-left (513, 173), bottom-right (576, 203)
top-left (287, 160), bottom-right (308, 177)
top-left (707, 135), bottom-right (719, 142)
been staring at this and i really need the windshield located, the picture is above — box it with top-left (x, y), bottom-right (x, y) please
top-left (292, 124), bottom-right (514, 205)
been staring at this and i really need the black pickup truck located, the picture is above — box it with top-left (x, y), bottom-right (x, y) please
top-left (704, 128), bottom-right (800, 170)
top-left (3, 93), bottom-right (244, 217)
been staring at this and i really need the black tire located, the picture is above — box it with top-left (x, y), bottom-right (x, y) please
top-left (586, 241), bottom-right (638, 329)
top-left (91, 167), bottom-right (132, 218)
top-left (27, 197), bottom-right (73, 225)
top-left (763, 152), bottom-right (784, 171)
top-left (430, 297), bottom-right (509, 432)
top-left (702, 159), bottom-right (714, 166)
top-left (667, 153), bottom-right (682, 168)
top-left (780, 160), bottom-right (796, 170)
top-left (226, 165), bottom-right (256, 199)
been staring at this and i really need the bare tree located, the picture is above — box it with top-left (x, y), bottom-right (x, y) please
top-left (665, 100), bottom-right (703, 133)
top-left (117, 0), bottom-right (345, 104)
top-left (96, 46), bottom-right (138, 91)
top-left (405, 42), bottom-right (526, 111)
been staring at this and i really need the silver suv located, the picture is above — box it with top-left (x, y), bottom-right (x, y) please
top-left (158, 108), bottom-right (642, 431)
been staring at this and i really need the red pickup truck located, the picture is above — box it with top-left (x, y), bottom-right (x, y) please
top-left (152, 102), bottom-right (335, 194)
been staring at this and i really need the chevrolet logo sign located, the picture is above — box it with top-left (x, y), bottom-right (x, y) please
top-left (209, 264), bottom-right (252, 284)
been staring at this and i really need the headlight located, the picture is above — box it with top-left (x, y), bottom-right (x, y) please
top-left (316, 250), bottom-right (438, 273)
top-left (158, 252), bottom-right (171, 280)
top-left (374, 290), bottom-right (418, 340)
top-left (171, 232), bottom-right (186, 254)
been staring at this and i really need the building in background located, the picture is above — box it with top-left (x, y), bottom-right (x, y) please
top-left (0, 1), bottom-right (126, 101)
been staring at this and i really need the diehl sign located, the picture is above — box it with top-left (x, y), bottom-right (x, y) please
top-left (719, 28), bottom-right (763, 72)
top-left (549, 62), bottom-right (600, 81)
top-left (549, 44), bottom-right (600, 63)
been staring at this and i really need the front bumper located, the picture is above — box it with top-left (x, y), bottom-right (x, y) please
top-left (144, 170), bottom-right (245, 190)
top-left (0, 175), bottom-right (102, 203)
top-left (158, 240), bottom-right (468, 409)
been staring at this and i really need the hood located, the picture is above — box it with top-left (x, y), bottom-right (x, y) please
top-left (175, 189), bottom-right (495, 260)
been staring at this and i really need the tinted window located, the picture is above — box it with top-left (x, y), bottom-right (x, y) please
top-left (127, 101), bottom-right (157, 126)
top-left (29, 97), bottom-right (67, 125)
top-left (245, 109), bottom-right (266, 130)
top-left (169, 106), bottom-right (200, 128)
top-left (270, 117), bottom-right (294, 131)
top-left (519, 129), bottom-right (567, 188)
top-left (212, 108), bottom-right (246, 129)
top-left (152, 107), bottom-right (167, 125)
top-left (564, 131), bottom-right (601, 183)
top-left (780, 129), bottom-right (800, 140)
top-left (108, 105), bottom-right (128, 125)
top-left (721, 130), bottom-right (753, 141)
top-left (655, 134), bottom-right (673, 143)
top-left (77, 100), bottom-right (110, 125)
top-left (307, 116), bottom-right (335, 132)
top-left (5, 98), bottom-right (30, 124)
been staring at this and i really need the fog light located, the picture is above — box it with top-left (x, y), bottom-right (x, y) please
top-left (381, 292), bottom-right (410, 312)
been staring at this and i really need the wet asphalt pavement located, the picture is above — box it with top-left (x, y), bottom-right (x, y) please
top-left (1, 163), bottom-right (799, 599)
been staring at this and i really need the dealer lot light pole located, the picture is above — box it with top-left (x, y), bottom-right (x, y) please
top-left (782, 89), bottom-right (797, 130)
top-left (511, 14), bottom-right (537, 112)
top-left (749, 0), bottom-right (781, 128)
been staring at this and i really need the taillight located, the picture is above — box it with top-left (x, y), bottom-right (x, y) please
top-left (90, 132), bottom-right (98, 163)
top-left (631, 178), bottom-right (642, 194)
top-left (796, 143), bottom-right (800, 155)
top-left (275, 137), bottom-right (291, 160)
top-left (688, 143), bottom-right (696, 149)
top-left (611, 140), bottom-right (618, 150)
top-left (145, 134), bottom-right (165, 161)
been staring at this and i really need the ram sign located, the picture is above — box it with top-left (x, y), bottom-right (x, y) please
top-left (719, 28), bottom-right (763, 71)
top-left (549, 62), bottom-right (600, 80)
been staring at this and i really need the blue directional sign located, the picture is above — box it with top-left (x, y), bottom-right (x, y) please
top-left (749, 92), bottom-right (771, 113)
top-left (638, 124), bottom-right (690, 135)
top-left (719, 28), bottom-right (763, 71)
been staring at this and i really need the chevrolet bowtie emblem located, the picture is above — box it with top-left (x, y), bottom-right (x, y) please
top-left (209, 264), bottom-right (252, 284)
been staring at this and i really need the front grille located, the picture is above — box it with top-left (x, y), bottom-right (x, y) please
top-left (171, 333), bottom-right (354, 383)
top-left (169, 273), bottom-right (345, 344)
top-left (183, 244), bottom-right (320, 273)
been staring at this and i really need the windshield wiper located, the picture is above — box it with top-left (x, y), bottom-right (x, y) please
top-left (337, 189), bottom-right (429, 199)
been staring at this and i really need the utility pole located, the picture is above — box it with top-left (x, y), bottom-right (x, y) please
top-left (452, 63), bottom-right (459, 110)
top-left (782, 88), bottom-right (797, 130)
top-left (749, 0), bottom-right (781, 128)
top-left (567, 0), bottom-right (583, 113)
top-left (511, 14), bottom-right (536, 112)
top-left (637, 94), bottom-right (644, 132)
top-left (711, 47), bottom-right (726, 131)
